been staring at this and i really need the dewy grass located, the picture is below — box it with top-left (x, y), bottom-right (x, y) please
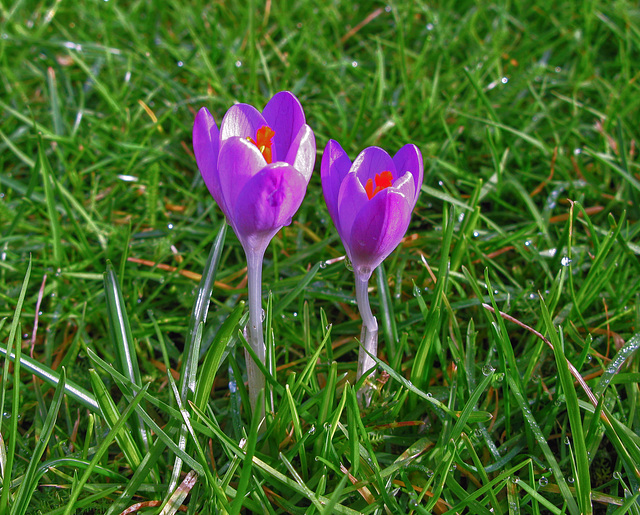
top-left (1, 0), bottom-right (640, 513)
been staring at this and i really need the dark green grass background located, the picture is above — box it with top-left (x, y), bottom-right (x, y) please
top-left (1, 0), bottom-right (640, 513)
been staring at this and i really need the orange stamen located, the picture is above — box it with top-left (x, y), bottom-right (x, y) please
top-left (365, 171), bottom-right (394, 199)
top-left (248, 126), bottom-right (275, 163)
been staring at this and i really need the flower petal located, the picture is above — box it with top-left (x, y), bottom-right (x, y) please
top-left (285, 124), bottom-right (315, 183)
top-left (193, 107), bottom-right (225, 214)
top-left (262, 91), bottom-right (306, 164)
top-left (393, 144), bottom-right (423, 207)
top-left (349, 188), bottom-right (412, 275)
top-left (218, 137), bottom-right (267, 224)
top-left (336, 173), bottom-right (368, 256)
top-left (220, 103), bottom-right (268, 144)
top-left (351, 146), bottom-right (396, 187)
top-left (321, 139), bottom-right (352, 229)
top-left (234, 163), bottom-right (308, 254)
top-left (391, 171), bottom-right (415, 206)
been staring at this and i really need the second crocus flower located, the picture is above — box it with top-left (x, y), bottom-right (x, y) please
top-left (321, 140), bottom-right (423, 391)
top-left (194, 91), bottom-right (316, 414)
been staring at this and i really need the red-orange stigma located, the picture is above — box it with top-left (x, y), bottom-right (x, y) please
top-left (365, 171), bottom-right (394, 199)
top-left (248, 126), bottom-right (275, 163)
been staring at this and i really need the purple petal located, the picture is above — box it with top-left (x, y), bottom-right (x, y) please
top-left (336, 173), bottom-right (368, 255)
top-left (349, 189), bottom-right (412, 274)
top-left (193, 107), bottom-right (224, 213)
top-left (262, 91), bottom-right (306, 164)
top-left (217, 137), bottom-right (267, 225)
top-left (321, 139), bottom-right (352, 229)
top-left (285, 124), bottom-right (316, 183)
top-left (234, 163), bottom-right (308, 254)
top-left (393, 144), bottom-right (423, 207)
top-left (220, 103), bottom-right (268, 146)
top-left (391, 171), bottom-right (416, 207)
top-left (351, 146), bottom-right (396, 187)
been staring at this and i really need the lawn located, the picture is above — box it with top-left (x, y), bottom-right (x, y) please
top-left (1, 0), bottom-right (640, 513)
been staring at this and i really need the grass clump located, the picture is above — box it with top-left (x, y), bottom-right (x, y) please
top-left (1, 0), bottom-right (640, 513)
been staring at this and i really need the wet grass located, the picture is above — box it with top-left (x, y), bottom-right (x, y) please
top-left (1, 0), bottom-right (640, 513)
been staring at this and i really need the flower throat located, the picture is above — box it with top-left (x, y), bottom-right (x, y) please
top-left (248, 126), bottom-right (275, 164)
top-left (365, 171), bottom-right (393, 199)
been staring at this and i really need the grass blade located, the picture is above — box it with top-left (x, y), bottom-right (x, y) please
top-left (103, 261), bottom-right (148, 452)
top-left (62, 384), bottom-right (150, 515)
top-left (11, 368), bottom-right (66, 515)
top-left (540, 296), bottom-right (592, 515)
top-left (0, 257), bottom-right (30, 514)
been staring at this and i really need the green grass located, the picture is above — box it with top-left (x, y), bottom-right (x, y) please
top-left (1, 0), bottom-right (640, 513)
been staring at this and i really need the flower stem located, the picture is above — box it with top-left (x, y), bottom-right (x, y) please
top-left (355, 270), bottom-right (378, 388)
top-left (245, 249), bottom-right (266, 418)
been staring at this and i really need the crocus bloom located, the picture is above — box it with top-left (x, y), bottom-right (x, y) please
top-left (321, 140), bottom-right (423, 279)
top-left (321, 140), bottom-right (423, 390)
top-left (193, 91), bottom-right (316, 413)
top-left (194, 91), bottom-right (316, 257)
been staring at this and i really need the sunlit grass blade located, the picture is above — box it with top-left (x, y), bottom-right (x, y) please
top-left (0, 344), bottom-right (98, 412)
top-left (103, 261), bottom-right (149, 456)
top-left (159, 470), bottom-right (198, 515)
top-left (183, 221), bottom-right (227, 398)
top-left (170, 221), bottom-right (226, 491)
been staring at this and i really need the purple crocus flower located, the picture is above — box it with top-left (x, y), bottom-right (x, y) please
top-left (321, 139), bottom-right (423, 392)
top-left (193, 91), bottom-right (316, 414)
top-left (322, 140), bottom-right (423, 279)
top-left (194, 91), bottom-right (316, 257)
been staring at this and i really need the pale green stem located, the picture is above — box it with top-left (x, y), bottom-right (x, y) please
top-left (355, 270), bottom-right (378, 386)
top-left (245, 249), bottom-right (266, 419)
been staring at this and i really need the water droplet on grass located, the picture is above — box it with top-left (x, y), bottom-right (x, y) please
top-left (560, 256), bottom-right (572, 266)
top-left (538, 476), bottom-right (548, 486)
top-left (235, 60), bottom-right (242, 67)
top-left (482, 365), bottom-right (495, 376)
